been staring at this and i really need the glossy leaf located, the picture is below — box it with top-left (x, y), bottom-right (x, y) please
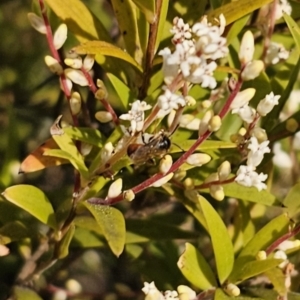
top-left (265, 268), bottom-right (287, 296)
top-left (2, 185), bottom-right (57, 230)
top-left (72, 227), bottom-right (104, 248)
top-left (83, 203), bottom-right (125, 256)
top-left (63, 127), bottom-right (103, 147)
top-left (132, 0), bottom-right (155, 23)
top-left (207, 0), bottom-right (273, 25)
top-left (110, 0), bottom-right (143, 64)
top-left (57, 224), bottom-right (75, 259)
top-left (19, 138), bottom-right (68, 173)
top-left (0, 221), bottom-right (29, 244)
top-left (226, 14), bottom-right (250, 45)
top-left (45, 0), bottom-right (110, 43)
top-left (12, 286), bottom-right (43, 300)
top-left (155, 0), bottom-right (169, 51)
top-left (199, 196), bottom-right (234, 284)
top-left (229, 258), bottom-right (283, 283)
top-left (283, 182), bottom-right (300, 220)
top-left (73, 41), bottom-right (142, 72)
top-left (223, 183), bottom-right (278, 206)
top-left (283, 13), bottom-right (300, 55)
top-left (177, 242), bottom-right (217, 290)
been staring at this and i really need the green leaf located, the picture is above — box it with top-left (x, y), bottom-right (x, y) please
top-left (2, 185), bottom-right (57, 230)
top-left (177, 242), bottom-right (217, 290)
top-left (223, 183), bottom-right (278, 206)
top-left (265, 268), bottom-right (287, 296)
top-left (283, 13), bottom-right (300, 55)
top-left (83, 203), bottom-right (125, 256)
top-left (57, 224), bottom-right (75, 259)
top-left (155, 0), bottom-right (169, 51)
top-left (229, 259), bottom-right (283, 283)
top-left (106, 73), bottom-right (136, 110)
top-left (226, 14), bottom-right (250, 45)
top-left (63, 127), bottom-right (103, 147)
top-left (12, 286), bottom-right (43, 300)
top-left (199, 196), bottom-right (234, 284)
top-left (110, 0), bottom-right (143, 64)
top-left (73, 41), bottom-right (142, 73)
top-left (282, 182), bottom-right (300, 220)
top-left (0, 221), bottom-right (29, 244)
top-left (132, 0), bottom-right (155, 23)
top-left (45, 0), bottom-right (110, 43)
top-left (208, 0), bottom-right (273, 25)
top-left (72, 227), bottom-right (105, 248)
top-left (214, 288), bottom-right (265, 300)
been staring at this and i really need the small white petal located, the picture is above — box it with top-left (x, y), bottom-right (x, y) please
top-left (152, 173), bottom-right (174, 187)
top-left (230, 88), bottom-right (256, 109)
top-left (224, 283), bottom-right (240, 297)
top-left (70, 92), bottom-right (81, 115)
top-left (210, 185), bottom-right (224, 201)
top-left (241, 60), bottom-right (264, 81)
top-left (208, 115), bottom-right (222, 132)
top-left (256, 251), bottom-right (267, 260)
top-left (177, 285), bottom-right (197, 299)
top-left (186, 153), bottom-right (211, 166)
top-left (239, 30), bottom-right (254, 64)
top-left (64, 57), bottom-right (83, 69)
top-left (123, 189), bottom-right (135, 201)
top-left (64, 68), bottom-right (89, 86)
top-left (218, 161), bottom-right (231, 180)
top-left (83, 54), bottom-right (95, 71)
top-left (95, 111), bottom-right (113, 123)
top-left (159, 155), bottom-right (173, 175)
top-left (27, 13), bottom-right (47, 34)
top-left (53, 23), bottom-right (68, 50)
top-left (107, 178), bottom-right (123, 198)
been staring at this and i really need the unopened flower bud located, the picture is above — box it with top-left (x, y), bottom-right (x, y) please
top-left (123, 189), bottom-right (135, 201)
top-left (199, 110), bottom-right (213, 136)
top-left (186, 153), bottom-right (211, 166)
top-left (286, 118), bottom-right (298, 133)
top-left (239, 30), bottom-right (254, 64)
top-left (45, 55), bottom-right (63, 75)
top-left (208, 115), bottom-right (222, 132)
top-left (107, 178), bottom-right (122, 198)
top-left (95, 80), bottom-right (108, 99)
top-left (65, 279), bottom-right (82, 294)
top-left (218, 161), bottom-right (231, 180)
top-left (27, 13), bottom-right (47, 34)
top-left (64, 57), bottom-right (83, 69)
top-left (83, 54), bottom-right (95, 71)
top-left (185, 95), bottom-right (196, 106)
top-left (241, 60), bottom-right (264, 81)
top-left (81, 143), bottom-right (92, 156)
top-left (65, 68), bottom-right (89, 86)
top-left (210, 185), bottom-right (224, 201)
top-left (95, 111), bottom-right (113, 123)
top-left (278, 239), bottom-right (300, 251)
top-left (53, 23), bottom-right (68, 50)
top-left (230, 88), bottom-right (256, 109)
top-left (152, 173), bottom-right (174, 187)
top-left (177, 285), bottom-right (197, 300)
top-left (70, 92), bottom-right (81, 115)
top-left (173, 169), bottom-right (186, 181)
top-left (224, 283), bottom-right (240, 297)
top-left (256, 251), bottom-right (267, 260)
top-left (238, 127), bottom-right (247, 136)
top-left (183, 177), bottom-right (194, 190)
top-left (201, 100), bottom-right (212, 109)
top-left (159, 154), bottom-right (172, 174)
top-left (180, 114), bottom-right (194, 126)
top-left (274, 250), bottom-right (288, 269)
top-left (252, 127), bottom-right (268, 142)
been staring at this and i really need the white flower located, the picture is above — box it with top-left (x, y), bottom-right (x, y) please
top-left (53, 23), bottom-right (68, 50)
top-left (171, 17), bottom-right (192, 43)
top-left (64, 68), bottom-right (89, 86)
top-left (177, 285), bottom-right (197, 300)
top-left (265, 42), bottom-right (289, 65)
top-left (235, 165), bottom-right (268, 191)
top-left (257, 92), bottom-right (280, 116)
top-left (274, 0), bottom-right (292, 20)
top-left (247, 137), bottom-right (270, 167)
top-left (272, 142), bottom-right (292, 168)
top-left (142, 282), bottom-right (164, 300)
top-left (241, 60), bottom-right (264, 81)
top-left (157, 88), bottom-right (186, 117)
top-left (232, 104), bottom-right (256, 123)
top-left (239, 30), bottom-right (254, 64)
top-left (119, 100), bottom-right (152, 135)
top-left (164, 290), bottom-right (179, 299)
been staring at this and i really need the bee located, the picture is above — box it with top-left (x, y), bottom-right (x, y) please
top-left (127, 130), bottom-right (171, 166)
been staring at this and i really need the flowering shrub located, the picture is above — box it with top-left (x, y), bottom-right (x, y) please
top-left (1, 0), bottom-right (300, 299)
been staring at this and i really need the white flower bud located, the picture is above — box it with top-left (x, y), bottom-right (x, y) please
top-left (180, 114), bottom-right (194, 126)
top-left (80, 143), bottom-right (92, 156)
top-left (230, 88), bottom-right (256, 109)
top-left (252, 127), bottom-right (268, 142)
top-left (186, 153), bottom-right (211, 166)
top-left (183, 177), bottom-right (194, 190)
top-left (208, 115), bottom-right (222, 132)
top-left (218, 160), bottom-right (231, 181)
top-left (159, 155), bottom-right (173, 174)
top-left (256, 250), bottom-right (267, 260)
top-left (239, 30), bottom-right (254, 64)
top-left (65, 279), bottom-right (82, 294)
top-left (185, 95), bottom-right (196, 106)
top-left (95, 111), bottom-right (113, 123)
top-left (59, 77), bottom-right (73, 92)
top-left (224, 283), bottom-right (240, 297)
top-left (257, 92), bottom-right (280, 116)
top-left (205, 172), bottom-right (219, 183)
top-left (64, 57), bottom-right (83, 69)
top-left (65, 68), bottom-right (89, 86)
top-left (167, 110), bottom-right (176, 128)
top-left (177, 285), bottom-right (197, 300)
top-left (199, 110), bottom-right (213, 136)
top-left (173, 169), bottom-right (186, 181)
top-left (83, 54), bottom-right (95, 71)
top-left (53, 23), bottom-right (68, 50)
top-left (27, 13), bottom-right (47, 34)
top-left (241, 60), bottom-right (264, 81)
top-left (185, 118), bottom-right (201, 130)
top-left (44, 55), bottom-right (63, 75)
top-left (123, 189), bottom-right (135, 201)
top-left (201, 100), bottom-right (212, 109)
top-left (107, 178), bottom-right (123, 199)
top-left (70, 92), bottom-right (81, 115)
top-left (278, 240), bottom-right (300, 251)
top-left (210, 184), bottom-right (224, 201)
top-left (274, 250), bottom-right (288, 269)
top-left (151, 173), bottom-right (174, 187)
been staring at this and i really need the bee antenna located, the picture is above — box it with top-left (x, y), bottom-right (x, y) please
top-left (172, 142), bottom-right (184, 152)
